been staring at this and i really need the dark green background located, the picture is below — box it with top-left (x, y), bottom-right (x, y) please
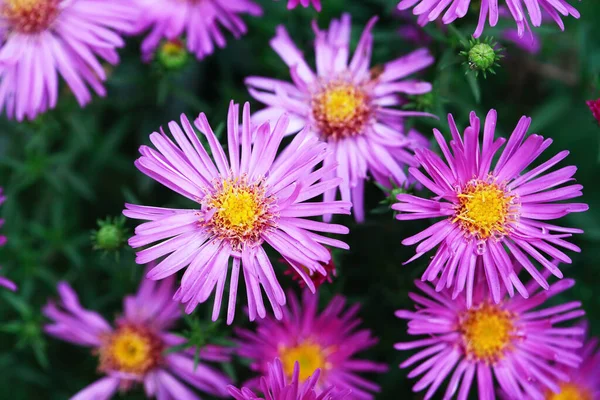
top-left (0, 0), bottom-right (598, 398)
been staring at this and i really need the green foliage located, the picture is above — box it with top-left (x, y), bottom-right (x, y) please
top-left (0, 0), bottom-right (599, 399)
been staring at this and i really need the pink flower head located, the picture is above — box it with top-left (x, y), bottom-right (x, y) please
top-left (395, 270), bottom-right (586, 400)
top-left (0, 0), bottom-right (138, 121)
top-left (134, 0), bottom-right (262, 61)
top-left (283, 0), bottom-right (321, 11)
top-left (397, 0), bottom-right (580, 38)
top-left (392, 110), bottom-right (588, 307)
top-left (234, 291), bottom-right (387, 400)
top-left (0, 188), bottom-right (15, 291)
top-left (43, 271), bottom-right (232, 399)
top-left (246, 14), bottom-right (435, 222)
top-left (123, 102), bottom-right (351, 324)
top-left (228, 358), bottom-right (351, 400)
top-left (587, 99), bottom-right (600, 125)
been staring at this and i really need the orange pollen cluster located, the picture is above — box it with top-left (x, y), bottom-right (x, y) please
top-left (459, 303), bottom-right (515, 363)
top-left (453, 179), bottom-right (519, 241)
top-left (202, 177), bottom-right (276, 250)
top-left (2, 0), bottom-right (60, 34)
top-left (98, 325), bottom-right (163, 376)
top-left (546, 383), bottom-right (593, 400)
top-left (311, 81), bottom-right (371, 140)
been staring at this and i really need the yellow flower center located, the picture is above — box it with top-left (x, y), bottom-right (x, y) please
top-left (459, 303), bottom-right (515, 362)
top-left (99, 325), bottom-right (163, 376)
top-left (546, 383), bottom-right (592, 400)
top-left (2, 0), bottom-right (60, 33)
top-left (280, 341), bottom-right (327, 382)
top-left (312, 82), bottom-right (371, 140)
top-left (454, 180), bottom-right (518, 240)
top-left (203, 177), bottom-right (276, 250)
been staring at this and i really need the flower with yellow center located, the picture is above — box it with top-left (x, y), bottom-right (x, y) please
top-left (99, 325), bottom-right (163, 376)
top-left (459, 303), bottom-right (515, 362)
top-left (2, 0), bottom-right (60, 33)
top-left (279, 341), bottom-right (329, 382)
top-left (203, 177), bottom-right (276, 250)
top-left (312, 81), bottom-right (371, 140)
top-left (546, 383), bottom-right (593, 400)
top-left (454, 179), bottom-right (519, 241)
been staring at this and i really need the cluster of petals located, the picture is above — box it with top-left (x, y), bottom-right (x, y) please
top-left (124, 102), bottom-right (351, 324)
top-left (246, 14), bottom-right (434, 222)
top-left (133, 0), bottom-right (262, 61)
top-left (0, 188), bottom-right (15, 291)
top-left (395, 269), bottom-right (586, 400)
top-left (234, 290), bottom-right (387, 399)
top-left (228, 358), bottom-right (351, 400)
top-left (0, 0), bottom-right (138, 121)
top-left (397, 0), bottom-right (580, 38)
top-left (283, 0), bottom-right (322, 11)
top-left (43, 271), bottom-right (232, 399)
top-left (393, 109), bottom-right (588, 306)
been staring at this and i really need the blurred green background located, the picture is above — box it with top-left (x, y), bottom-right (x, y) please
top-left (0, 0), bottom-right (598, 398)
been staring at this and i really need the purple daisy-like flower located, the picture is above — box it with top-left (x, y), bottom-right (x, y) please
top-left (0, 188), bottom-right (15, 291)
top-left (397, 0), bottom-right (580, 38)
top-left (0, 0), bottom-right (138, 121)
top-left (395, 269), bottom-right (586, 400)
top-left (234, 290), bottom-right (387, 400)
top-left (392, 109), bottom-right (588, 306)
top-left (123, 102), bottom-right (351, 324)
top-left (134, 0), bottom-right (262, 61)
top-left (283, 0), bottom-right (321, 11)
top-left (228, 358), bottom-right (351, 400)
top-left (245, 14), bottom-right (435, 222)
top-left (43, 271), bottom-right (232, 399)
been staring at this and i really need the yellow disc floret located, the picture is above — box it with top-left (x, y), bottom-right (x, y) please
top-left (3, 0), bottom-right (60, 33)
top-left (546, 383), bottom-right (592, 400)
top-left (454, 179), bottom-right (518, 240)
top-left (312, 81), bottom-right (371, 140)
top-left (459, 303), bottom-right (515, 362)
top-left (280, 341), bottom-right (328, 382)
top-left (99, 325), bottom-right (163, 376)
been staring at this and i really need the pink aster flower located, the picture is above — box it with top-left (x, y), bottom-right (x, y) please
top-left (43, 272), bottom-right (232, 399)
top-left (123, 102), bottom-right (351, 324)
top-left (134, 0), bottom-right (262, 61)
top-left (228, 358), bottom-right (351, 400)
top-left (283, 0), bottom-right (321, 11)
top-left (587, 98), bottom-right (600, 125)
top-left (395, 271), bottom-right (586, 400)
top-left (234, 290), bottom-right (387, 400)
top-left (0, 188), bottom-right (15, 291)
top-left (245, 14), bottom-right (435, 222)
top-left (392, 109), bottom-right (588, 306)
top-left (397, 0), bottom-right (580, 38)
top-left (0, 0), bottom-right (138, 121)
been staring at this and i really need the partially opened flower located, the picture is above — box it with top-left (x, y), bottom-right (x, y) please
top-left (234, 291), bottom-right (387, 399)
top-left (124, 102), bottom-right (350, 323)
top-left (395, 271), bottom-right (585, 399)
top-left (0, 188), bottom-right (15, 291)
top-left (43, 272), bottom-right (232, 399)
top-left (134, 0), bottom-right (262, 61)
top-left (228, 358), bottom-right (351, 400)
top-left (397, 0), bottom-right (580, 38)
top-left (587, 98), bottom-right (600, 125)
top-left (393, 109), bottom-right (588, 306)
top-left (246, 14), bottom-right (434, 222)
top-left (0, 0), bottom-right (138, 121)
top-left (283, 0), bottom-right (321, 11)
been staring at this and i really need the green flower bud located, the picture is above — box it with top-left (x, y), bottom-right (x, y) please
top-left (460, 37), bottom-right (503, 78)
top-left (91, 216), bottom-right (128, 252)
top-left (157, 38), bottom-right (189, 70)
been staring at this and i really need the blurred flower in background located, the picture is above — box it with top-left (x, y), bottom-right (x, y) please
top-left (133, 0), bottom-right (262, 61)
top-left (229, 358), bottom-right (351, 400)
top-left (234, 290), bottom-right (387, 399)
top-left (246, 14), bottom-right (435, 222)
top-left (587, 98), bottom-right (600, 125)
top-left (0, 0), bottom-right (138, 121)
top-left (43, 272), bottom-right (232, 399)
top-left (124, 102), bottom-right (350, 324)
top-left (395, 270), bottom-right (585, 399)
top-left (283, 0), bottom-right (321, 12)
top-left (393, 109), bottom-right (588, 306)
top-left (0, 188), bottom-right (16, 291)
